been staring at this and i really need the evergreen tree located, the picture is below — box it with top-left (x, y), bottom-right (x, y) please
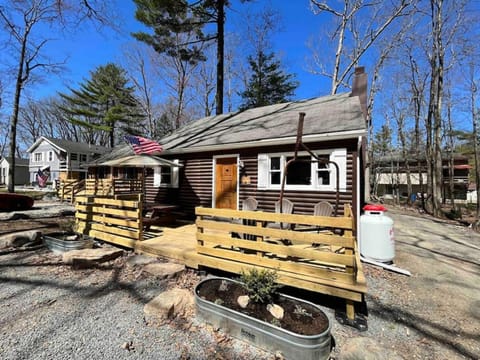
top-left (239, 51), bottom-right (298, 110)
top-left (133, 0), bottom-right (252, 115)
top-left (60, 63), bottom-right (143, 147)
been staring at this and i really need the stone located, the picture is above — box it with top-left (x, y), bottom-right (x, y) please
top-left (144, 288), bottom-right (194, 325)
top-left (267, 303), bottom-right (284, 320)
top-left (126, 254), bottom-right (157, 267)
top-left (341, 337), bottom-right (404, 360)
top-left (62, 247), bottom-right (123, 267)
top-left (0, 230), bottom-right (42, 249)
top-left (142, 262), bottom-right (185, 279)
top-left (237, 295), bottom-right (249, 308)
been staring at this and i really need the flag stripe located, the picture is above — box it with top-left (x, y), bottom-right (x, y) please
top-left (124, 135), bottom-right (163, 154)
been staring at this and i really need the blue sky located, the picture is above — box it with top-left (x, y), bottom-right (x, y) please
top-left (31, 1), bottom-right (332, 103)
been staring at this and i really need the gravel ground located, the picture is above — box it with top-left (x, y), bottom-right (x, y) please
top-left (1, 202), bottom-right (479, 360)
top-left (0, 249), bottom-right (272, 360)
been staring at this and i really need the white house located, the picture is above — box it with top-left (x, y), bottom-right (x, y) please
top-left (27, 137), bottom-right (108, 185)
top-left (0, 157), bottom-right (29, 187)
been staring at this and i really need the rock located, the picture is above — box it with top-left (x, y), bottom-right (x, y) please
top-left (142, 263), bottom-right (185, 279)
top-left (267, 303), bottom-right (284, 320)
top-left (237, 295), bottom-right (249, 308)
top-left (0, 230), bottom-right (42, 249)
top-left (144, 288), bottom-right (194, 325)
top-left (62, 247), bottom-right (124, 267)
top-left (341, 337), bottom-right (404, 360)
top-left (126, 254), bottom-right (157, 267)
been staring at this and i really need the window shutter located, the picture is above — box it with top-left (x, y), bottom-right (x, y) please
top-left (172, 160), bottom-right (180, 188)
top-left (153, 167), bottom-right (161, 187)
top-left (257, 154), bottom-right (268, 189)
top-left (330, 148), bottom-right (347, 192)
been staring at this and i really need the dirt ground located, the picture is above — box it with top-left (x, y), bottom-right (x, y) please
top-left (0, 203), bottom-right (479, 359)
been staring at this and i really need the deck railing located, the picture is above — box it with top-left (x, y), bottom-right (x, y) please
top-left (75, 193), bottom-right (144, 247)
top-left (59, 179), bottom-right (85, 203)
top-left (195, 204), bottom-right (366, 320)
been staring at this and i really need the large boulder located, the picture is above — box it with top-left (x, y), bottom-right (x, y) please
top-left (144, 288), bottom-right (194, 325)
top-left (142, 263), bottom-right (185, 279)
top-left (0, 230), bottom-right (42, 249)
top-left (62, 247), bottom-right (124, 268)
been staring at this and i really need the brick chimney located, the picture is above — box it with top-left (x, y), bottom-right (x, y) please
top-left (350, 67), bottom-right (368, 121)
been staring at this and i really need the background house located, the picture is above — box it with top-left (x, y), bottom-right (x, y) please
top-left (373, 153), bottom-right (471, 202)
top-left (0, 157), bottom-right (29, 187)
top-left (27, 137), bottom-right (107, 186)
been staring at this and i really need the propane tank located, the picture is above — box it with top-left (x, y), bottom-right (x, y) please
top-left (359, 204), bottom-right (395, 263)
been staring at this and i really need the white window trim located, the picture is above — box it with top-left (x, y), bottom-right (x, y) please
top-left (257, 149), bottom-right (347, 192)
top-left (153, 160), bottom-right (180, 188)
top-left (33, 152), bottom-right (43, 163)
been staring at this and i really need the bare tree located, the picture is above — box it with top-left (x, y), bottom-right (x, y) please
top-left (121, 43), bottom-right (164, 138)
top-left (309, 0), bottom-right (412, 94)
top-left (466, 64), bottom-right (480, 217)
top-left (0, 0), bottom-right (114, 192)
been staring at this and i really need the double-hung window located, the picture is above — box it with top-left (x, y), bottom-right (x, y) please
top-left (153, 160), bottom-right (180, 188)
top-left (33, 152), bottom-right (42, 162)
top-left (258, 149), bottom-right (346, 191)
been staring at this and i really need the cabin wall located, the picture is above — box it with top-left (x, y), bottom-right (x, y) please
top-left (144, 138), bottom-right (360, 220)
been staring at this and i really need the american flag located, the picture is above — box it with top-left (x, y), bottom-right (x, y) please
top-left (36, 168), bottom-right (50, 188)
top-left (124, 135), bottom-right (163, 154)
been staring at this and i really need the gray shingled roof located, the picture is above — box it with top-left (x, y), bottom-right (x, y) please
top-left (43, 137), bottom-right (108, 154)
top-left (87, 144), bottom-right (134, 166)
top-left (1, 157), bottom-right (29, 166)
top-left (159, 93), bottom-right (366, 154)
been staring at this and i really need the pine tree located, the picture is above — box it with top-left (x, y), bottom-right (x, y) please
top-left (60, 63), bottom-right (143, 147)
top-left (239, 51), bottom-right (298, 110)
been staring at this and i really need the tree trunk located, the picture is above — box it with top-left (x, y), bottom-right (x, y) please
top-left (215, 0), bottom-right (224, 115)
top-left (8, 29), bottom-right (28, 193)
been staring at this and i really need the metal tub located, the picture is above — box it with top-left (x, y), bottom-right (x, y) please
top-left (195, 277), bottom-right (331, 360)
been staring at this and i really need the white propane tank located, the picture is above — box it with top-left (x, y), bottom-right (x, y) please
top-left (359, 204), bottom-right (395, 263)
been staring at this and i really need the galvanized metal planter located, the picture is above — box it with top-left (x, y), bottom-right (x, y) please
top-left (195, 277), bottom-right (331, 360)
top-left (43, 233), bottom-right (93, 254)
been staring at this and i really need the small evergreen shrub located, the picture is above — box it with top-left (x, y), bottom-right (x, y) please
top-left (240, 268), bottom-right (281, 304)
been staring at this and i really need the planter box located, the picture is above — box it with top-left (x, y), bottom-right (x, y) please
top-left (43, 233), bottom-right (94, 254)
top-left (195, 277), bottom-right (331, 360)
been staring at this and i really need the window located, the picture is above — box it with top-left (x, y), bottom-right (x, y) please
top-left (70, 153), bottom-right (78, 161)
top-left (257, 149), bottom-right (347, 191)
top-left (153, 160), bottom-right (179, 187)
top-left (33, 152), bottom-right (42, 162)
top-left (48, 151), bottom-right (53, 162)
top-left (80, 154), bottom-right (87, 162)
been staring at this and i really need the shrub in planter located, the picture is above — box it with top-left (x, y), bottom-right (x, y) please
top-left (195, 273), bottom-right (331, 360)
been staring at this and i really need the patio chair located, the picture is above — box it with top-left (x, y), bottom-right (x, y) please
top-left (266, 198), bottom-right (295, 230)
top-left (312, 201), bottom-right (334, 234)
top-left (314, 201), bottom-right (334, 217)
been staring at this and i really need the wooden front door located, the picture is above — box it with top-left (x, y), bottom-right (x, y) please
top-left (215, 157), bottom-right (238, 209)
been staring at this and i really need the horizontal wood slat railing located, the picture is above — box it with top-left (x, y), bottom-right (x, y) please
top-left (59, 179), bottom-right (85, 203)
top-left (75, 194), bottom-right (144, 248)
top-left (195, 205), bottom-right (366, 320)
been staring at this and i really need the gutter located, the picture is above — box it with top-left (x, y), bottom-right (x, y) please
top-left (160, 129), bottom-right (367, 155)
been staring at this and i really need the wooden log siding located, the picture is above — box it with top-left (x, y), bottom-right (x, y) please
top-left (142, 138), bottom-right (360, 220)
top-left (75, 194), bottom-right (144, 248)
top-left (195, 206), bottom-right (367, 306)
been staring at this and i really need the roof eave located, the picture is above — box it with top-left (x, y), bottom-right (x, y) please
top-left (161, 129), bottom-right (366, 155)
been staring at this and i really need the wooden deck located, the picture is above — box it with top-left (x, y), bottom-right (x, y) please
top-left (135, 223), bottom-right (200, 268)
